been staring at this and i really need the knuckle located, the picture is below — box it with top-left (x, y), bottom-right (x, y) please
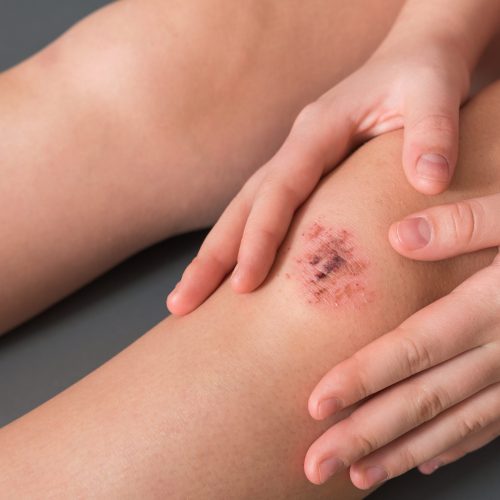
top-left (194, 251), bottom-right (224, 270)
top-left (398, 447), bottom-right (420, 471)
top-left (293, 102), bottom-right (320, 131)
top-left (261, 176), bottom-right (302, 206)
top-left (458, 414), bottom-right (489, 439)
top-left (258, 225), bottom-right (279, 243)
top-left (279, 181), bottom-right (303, 206)
top-left (243, 167), bottom-right (267, 193)
top-left (247, 224), bottom-right (280, 253)
top-left (412, 113), bottom-right (456, 137)
top-left (352, 431), bottom-right (378, 457)
top-left (443, 199), bottom-right (485, 249)
top-left (398, 328), bottom-right (433, 374)
top-left (411, 383), bottom-right (448, 423)
top-left (350, 352), bottom-right (374, 399)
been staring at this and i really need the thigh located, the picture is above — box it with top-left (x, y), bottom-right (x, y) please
top-left (1, 82), bottom-right (499, 499)
top-left (0, 0), bottom-right (404, 334)
top-left (27, 0), bottom-right (406, 232)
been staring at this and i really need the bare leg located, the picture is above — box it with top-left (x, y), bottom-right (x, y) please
top-left (0, 81), bottom-right (498, 498)
top-left (1, 0), bottom-right (410, 334)
top-left (4, 0), bottom-right (500, 334)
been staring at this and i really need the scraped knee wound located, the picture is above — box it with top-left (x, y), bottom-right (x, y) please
top-left (291, 220), bottom-right (374, 308)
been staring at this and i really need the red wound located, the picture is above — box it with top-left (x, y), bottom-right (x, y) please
top-left (294, 221), bottom-right (373, 307)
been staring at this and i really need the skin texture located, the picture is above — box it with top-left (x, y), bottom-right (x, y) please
top-left (168, 0), bottom-right (500, 314)
top-left (0, 81), bottom-right (499, 498)
top-left (304, 83), bottom-right (500, 488)
top-left (0, 0), bottom-right (499, 496)
top-left (0, 0), bottom-right (405, 334)
top-left (292, 223), bottom-right (372, 308)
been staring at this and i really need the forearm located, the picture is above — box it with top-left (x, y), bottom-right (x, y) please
top-left (379, 0), bottom-right (500, 71)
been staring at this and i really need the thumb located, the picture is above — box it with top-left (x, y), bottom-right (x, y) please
top-left (402, 83), bottom-right (460, 195)
top-left (389, 194), bottom-right (500, 260)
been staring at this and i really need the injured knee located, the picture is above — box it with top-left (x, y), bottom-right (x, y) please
top-left (288, 218), bottom-right (375, 309)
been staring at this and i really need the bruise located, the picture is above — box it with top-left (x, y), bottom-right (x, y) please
top-left (294, 221), bottom-right (373, 308)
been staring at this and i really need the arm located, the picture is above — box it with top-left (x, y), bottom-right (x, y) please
top-left (384, 0), bottom-right (500, 72)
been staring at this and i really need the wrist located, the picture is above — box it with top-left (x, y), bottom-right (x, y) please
top-left (372, 31), bottom-right (471, 87)
top-left (378, 0), bottom-right (500, 73)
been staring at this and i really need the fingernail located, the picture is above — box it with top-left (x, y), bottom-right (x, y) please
top-left (416, 154), bottom-right (449, 182)
top-left (419, 459), bottom-right (444, 475)
top-left (317, 397), bottom-right (342, 419)
top-left (395, 217), bottom-right (431, 250)
top-left (363, 465), bottom-right (388, 487)
top-left (318, 457), bottom-right (344, 483)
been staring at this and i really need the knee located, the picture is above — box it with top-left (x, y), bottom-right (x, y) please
top-left (33, 1), bottom-right (186, 121)
top-left (34, 0), bottom-right (263, 131)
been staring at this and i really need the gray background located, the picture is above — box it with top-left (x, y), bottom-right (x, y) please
top-left (0, 1), bottom-right (498, 498)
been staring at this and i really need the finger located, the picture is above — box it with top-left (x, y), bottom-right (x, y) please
top-left (349, 382), bottom-right (500, 489)
top-left (402, 79), bottom-right (460, 195)
top-left (232, 99), bottom-right (355, 292)
top-left (166, 194), bottom-right (248, 315)
top-left (419, 418), bottom-right (500, 474)
top-left (166, 173), bottom-right (261, 315)
top-left (309, 279), bottom-right (493, 420)
top-left (304, 342), bottom-right (500, 485)
top-left (389, 193), bottom-right (500, 259)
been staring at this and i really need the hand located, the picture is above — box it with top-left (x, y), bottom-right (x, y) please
top-left (304, 193), bottom-right (500, 489)
top-left (167, 37), bottom-right (471, 315)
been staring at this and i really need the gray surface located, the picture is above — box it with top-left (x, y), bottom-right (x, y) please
top-left (0, 1), bottom-right (498, 498)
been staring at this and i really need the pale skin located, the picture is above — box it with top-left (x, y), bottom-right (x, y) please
top-left (170, 0), bottom-right (500, 309)
top-left (1, 0), bottom-right (500, 496)
top-left (0, 0), bottom-right (404, 334)
top-left (167, 0), bottom-right (500, 488)
top-left (1, 81), bottom-right (500, 497)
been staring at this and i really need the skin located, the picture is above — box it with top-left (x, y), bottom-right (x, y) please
top-left (160, 2), bottom-right (500, 484)
top-left (305, 149), bottom-right (500, 487)
top-left (0, 0), bottom-right (405, 335)
top-left (1, 81), bottom-right (500, 498)
top-left (1, 0), bottom-right (499, 495)
top-left (169, 0), bottom-right (500, 312)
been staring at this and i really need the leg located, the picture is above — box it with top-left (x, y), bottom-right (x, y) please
top-left (0, 81), bottom-right (499, 498)
top-left (0, 0), bottom-right (408, 334)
